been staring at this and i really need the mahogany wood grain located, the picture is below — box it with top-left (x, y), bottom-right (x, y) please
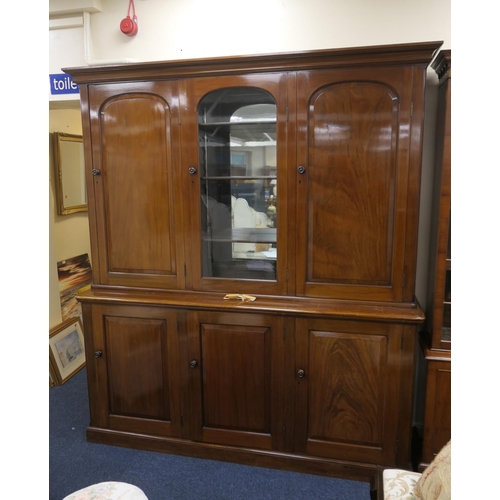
top-left (306, 80), bottom-right (397, 283)
top-left (295, 66), bottom-right (416, 301)
top-left (105, 315), bottom-right (169, 419)
top-left (395, 323), bottom-right (419, 469)
top-left (187, 310), bottom-right (284, 451)
top-left (78, 287), bottom-right (425, 323)
top-left (419, 357), bottom-right (451, 471)
top-left (89, 304), bottom-right (182, 438)
top-left (285, 72), bottom-right (298, 297)
top-left (294, 318), bottom-right (402, 465)
top-left (79, 87), bottom-right (102, 285)
top-left (81, 303), bottom-right (100, 427)
top-left (88, 81), bottom-right (185, 290)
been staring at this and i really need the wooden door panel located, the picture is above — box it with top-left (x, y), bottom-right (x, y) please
top-left (105, 316), bottom-right (168, 419)
top-left (432, 366), bottom-right (451, 452)
top-left (91, 305), bottom-right (181, 437)
top-left (306, 82), bottom-right (396, 285)
top-left (421, 358), bottom-right (451, 468)
top-left (88, 82), bottom-right (184, 289)
top-left (200, 323), bottom-right (271, 433)
top-left (307, 331), bottom-right (385, 445)
top-left (101, 97), bottom-right (174, 275)
top-left (295, 318), bottom-right (401, 464)
top-left (296, 67), bottom-right (415, 301)
top-left (187, 311), bottom-right (284, 450)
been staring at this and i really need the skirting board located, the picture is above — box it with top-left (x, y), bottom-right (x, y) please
top-left (86, 426), bottom-right (377, 484)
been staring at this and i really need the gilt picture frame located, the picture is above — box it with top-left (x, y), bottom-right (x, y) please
top-left (49, 317), bottom-right (86, 385)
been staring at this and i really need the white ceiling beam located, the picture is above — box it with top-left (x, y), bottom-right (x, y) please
top-left (49, 14), bottom-right (84, 30)
top-left (49, 0), bottom-right (102, 17)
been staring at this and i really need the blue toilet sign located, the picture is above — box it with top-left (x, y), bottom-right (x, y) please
top-left (50, 74), bottom-right (79, 95)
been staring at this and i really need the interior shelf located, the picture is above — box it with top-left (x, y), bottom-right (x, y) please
top-left (201, 176), bottom-right (276, 181)
top-left (203, 227), bottom-right (277, 244)
top-left (199, 119), bottom-right (277, 126)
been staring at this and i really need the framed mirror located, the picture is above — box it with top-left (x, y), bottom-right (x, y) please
top-left (53, 132), bottom-right (87, 215)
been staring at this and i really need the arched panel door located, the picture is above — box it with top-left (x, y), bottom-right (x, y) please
top-left (295, 67), bottom-right (418, 302)
top-left (182, 74), bottom-right (289, 295)
top-left (87, 81), bottom-right (185, 290)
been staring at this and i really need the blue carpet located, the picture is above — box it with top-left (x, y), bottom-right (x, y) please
top-left (50, 368), bottom-right (370, 500)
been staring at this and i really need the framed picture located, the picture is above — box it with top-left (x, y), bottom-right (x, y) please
top-left (57, 253), bottom-right (92, 321)
top-left (49, 317), bottom-right (86, 385)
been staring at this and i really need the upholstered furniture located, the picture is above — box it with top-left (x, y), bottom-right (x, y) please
top-left (380, 469), bottom-right (422, 499)
top-left (377, 441), bottom-right (451, 499)
top-left (62, 481), bottom-right (148, 500)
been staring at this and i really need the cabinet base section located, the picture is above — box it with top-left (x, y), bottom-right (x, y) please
top-left (86, 426), bottom-right (376, 483)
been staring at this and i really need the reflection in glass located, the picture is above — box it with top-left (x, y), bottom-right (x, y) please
top-left (198, 88), bottom-right (277, 280)
top-left (442, 216), bottom-right (451, 342)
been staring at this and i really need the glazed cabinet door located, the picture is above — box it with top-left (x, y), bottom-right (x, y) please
top-left (294, 317), bottom-right (403, 465)
top-left (186, 310), bottom-right (285, 451)
top-left (85, 81), bottom-right (185, 290)
top-left (294, 66), bottom-right (423, 301)
top-left (87, 303), bottom-right (182, 438)
top-left (181, 74), bottom-right (289, 295)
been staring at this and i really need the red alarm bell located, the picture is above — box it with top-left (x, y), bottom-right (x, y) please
top-left (120, 0), bottom-right (138, 36)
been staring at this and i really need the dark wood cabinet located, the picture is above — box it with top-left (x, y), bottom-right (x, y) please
top-left (419, 49), bottom-right (451, 471)
top-left (67, 41), bottom-right (441, 484)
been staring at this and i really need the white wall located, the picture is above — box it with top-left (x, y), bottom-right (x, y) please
top-left (49, 109), bottom-right (90, 263)
top-left (49, 108), bottom-right (91, 328)
top-left (83, 0), bottom-right (450, 63)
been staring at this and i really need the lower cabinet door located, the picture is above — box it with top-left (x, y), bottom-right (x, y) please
top-left (187, 311), bottom-right (285, 451)
top-left (89, 304), bottom-right (182, 437)
top-left (420, 357), bottom-right (451, 469)
top-left (294, 317), bottom-right (403, 464)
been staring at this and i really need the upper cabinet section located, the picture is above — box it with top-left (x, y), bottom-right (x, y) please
top-left (66, 42), bottom-right (441, 300)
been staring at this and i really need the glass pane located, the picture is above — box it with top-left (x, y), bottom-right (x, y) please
top-left (442, 214), bottom-right (451, 343)
top-left (198, 88), bottom-right (277, 280)
top-left (442, 303), bottom-right (451, 342)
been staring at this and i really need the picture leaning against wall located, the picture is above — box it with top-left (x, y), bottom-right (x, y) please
top-left (57, 253), bottom-right (92, 321)
top-left (49, 317), bottom-right (86, 385)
